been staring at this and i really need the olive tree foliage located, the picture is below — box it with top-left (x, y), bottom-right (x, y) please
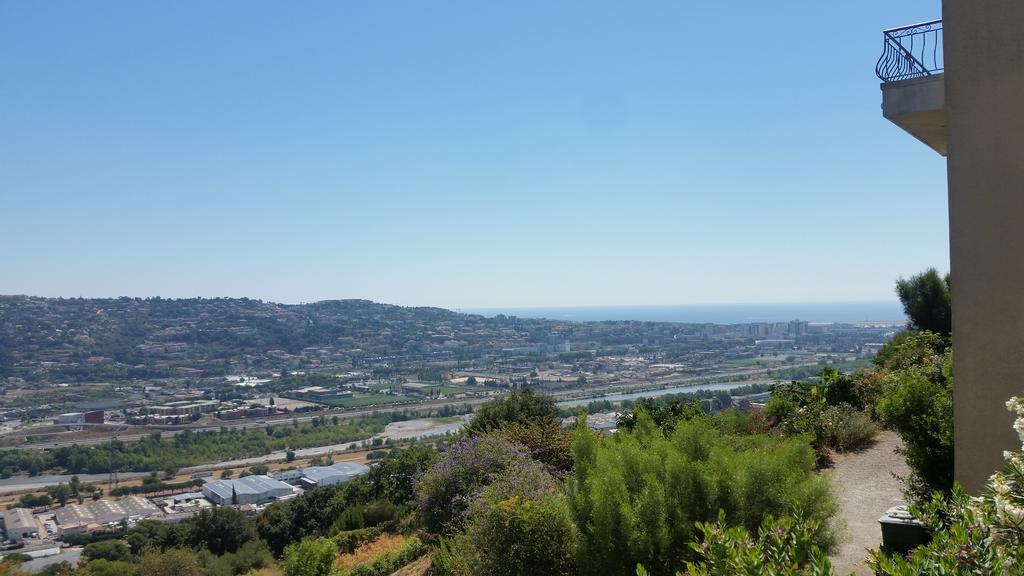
top-left (896, 268), bottom-right (951, 338)
top-left (463, 389), bottom-right (560, 436)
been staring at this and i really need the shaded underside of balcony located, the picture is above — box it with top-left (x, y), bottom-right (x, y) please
top-left (881, 74), bottom-right (946, 156)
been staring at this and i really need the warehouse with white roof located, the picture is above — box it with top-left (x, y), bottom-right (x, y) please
top-left (299, 462), bottom-right (371, 489)
top-left (3, 507), bottom-right (38, 543)
top-left (54, 496), bottom-right (159, 533)
top-left (201, 475), bottom-right (294, 506)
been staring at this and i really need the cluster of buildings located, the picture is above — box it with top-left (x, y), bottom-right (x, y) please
top-left (128, 399), bottom-right (277, 425)
top-left (53, 496), bottom-right (160, 535)
top-left (200, 462), bottom-right (371, 505)
top-left (1, 462), bottom-right (372, 550)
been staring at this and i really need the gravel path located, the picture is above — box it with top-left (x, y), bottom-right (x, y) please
top-left (828, 430), bottom-right (910, 575)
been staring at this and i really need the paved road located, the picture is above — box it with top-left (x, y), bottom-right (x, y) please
top-left (8, 362), bottom-right (812, 452)
top-left (0, 472), bottom-right (148, 493)
top-left (19, 548), bottom-right (81, 573)
top-left (0, 362), bottom-right (818, 494)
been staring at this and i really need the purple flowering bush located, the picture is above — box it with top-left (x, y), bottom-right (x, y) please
top-left (414, 434), bottom-right (527, 533)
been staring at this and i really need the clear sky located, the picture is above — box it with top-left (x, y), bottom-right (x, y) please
top-left (0, 1), bottom-right (948, 309)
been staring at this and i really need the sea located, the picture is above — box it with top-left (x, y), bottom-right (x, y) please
top-left (463, 301), bottom-right (906, 325)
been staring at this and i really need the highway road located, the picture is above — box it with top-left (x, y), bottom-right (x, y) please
top-left (5, 361), bottom-right (818, 452)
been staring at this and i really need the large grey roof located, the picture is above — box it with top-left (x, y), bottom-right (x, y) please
top-left (301, 462), bottom-right (371, 484)
top-left (3, 507), bottom-right (35, 531)
top-left (203, 475), bottom-right (292, 500)
top-left (54, 496), bottom-right (159, 527)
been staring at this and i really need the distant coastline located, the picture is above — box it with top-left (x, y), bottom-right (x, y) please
top-left (463, 301), bottom-right (907, 324)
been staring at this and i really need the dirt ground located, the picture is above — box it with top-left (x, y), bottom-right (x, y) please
top-left (389, 555), bottom-right (432, 576)
top-left (828, 430), bottom-right (910, 576)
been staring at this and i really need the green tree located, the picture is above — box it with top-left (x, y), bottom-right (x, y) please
top-left (896, 268), bottom-right (951, 337)
top-left (79, 559), bottom-right (136, 576)
top-left (464, 389), bottom-right (559, 436)
top-left (255, 500), bottom-right (296, 557)
top-left (187, 506), bottom-right (256, 555)
top-left (45, 483), bottom-right (72, 506)
top-left (82, 540), bottom-right (131, 563)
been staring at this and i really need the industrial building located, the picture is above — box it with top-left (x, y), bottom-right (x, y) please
top-left (53, 410), bottom-right (104, 426)
top-left (54, 413), bottom-right (83, 425)
top-left (269, 469), bottom-right (305, 484)
top-left (3, 508), bottom-right (38, 543)
top-left (284, 386), bottom-right (353, 404)
top-left (201, 475), bottom-right (294, 506)
top-left (54, 496), bottom-right (160, 533)
top-left (298, 462), bottom-right (371, 489)
top-left (150, 400), bottom-right (219, 417)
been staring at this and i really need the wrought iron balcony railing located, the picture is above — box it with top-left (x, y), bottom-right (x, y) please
top-left (875, 19), bottom-right (943, 82)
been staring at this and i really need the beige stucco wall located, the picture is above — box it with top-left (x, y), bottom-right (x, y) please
top-left (944, 0), bottom-right (1024, 491)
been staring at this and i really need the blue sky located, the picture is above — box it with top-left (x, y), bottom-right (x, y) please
top-left (0, 1), bottom-right (947, 308)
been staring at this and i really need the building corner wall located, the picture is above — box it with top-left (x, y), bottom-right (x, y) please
top-left (944, 0), bottom-right (1024, 491)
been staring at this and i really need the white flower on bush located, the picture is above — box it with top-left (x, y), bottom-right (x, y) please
top-left (990, 475), bottom-right (1011, 496)
top-left (976, 396), bottom-right (1024, 543)
top-left (1006, 397), bottom-right (1024, 446)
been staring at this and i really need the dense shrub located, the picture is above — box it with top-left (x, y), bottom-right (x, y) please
top-left (875, 349), bottom-right (953, 501)
top-left (570, 414), bottom-right (836, 576)
top-left (819, 367), bottom-right (861, 409)
top-left (869, 397), bottom-right (1024, 574)
top-left (637, 512), bottom-right (833, 576)
top-left (432, 537), bottom-right (471, 576)
top-left (79, 559), bottom-right (136, 576)
top-left (137, 548), bottom-right (203, 576)
top-left (763, 394), bottom-right (798, 425)
top-left (82, 540), bottom-right (132, 563)
top-left (197, 540), bottom-right (275, 576)
top-left (337, 535), bottom-right (425, 576)
top-left (333, 527), bottom-right (384, 554)
top-left (710, 407), bottom-right (770, 436)
top-left (281, 537), bottom-right (338, 576)
top-left (458, 459), bottom-right (578, 576)
top-left (415, 435), bottom-right (527, 533)
top-left (767, 376), bottom-right (876, 454)
top-left (617, 398), bottom-right (705, 434)
top-left (819, 404), bottom-right (878, 452)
